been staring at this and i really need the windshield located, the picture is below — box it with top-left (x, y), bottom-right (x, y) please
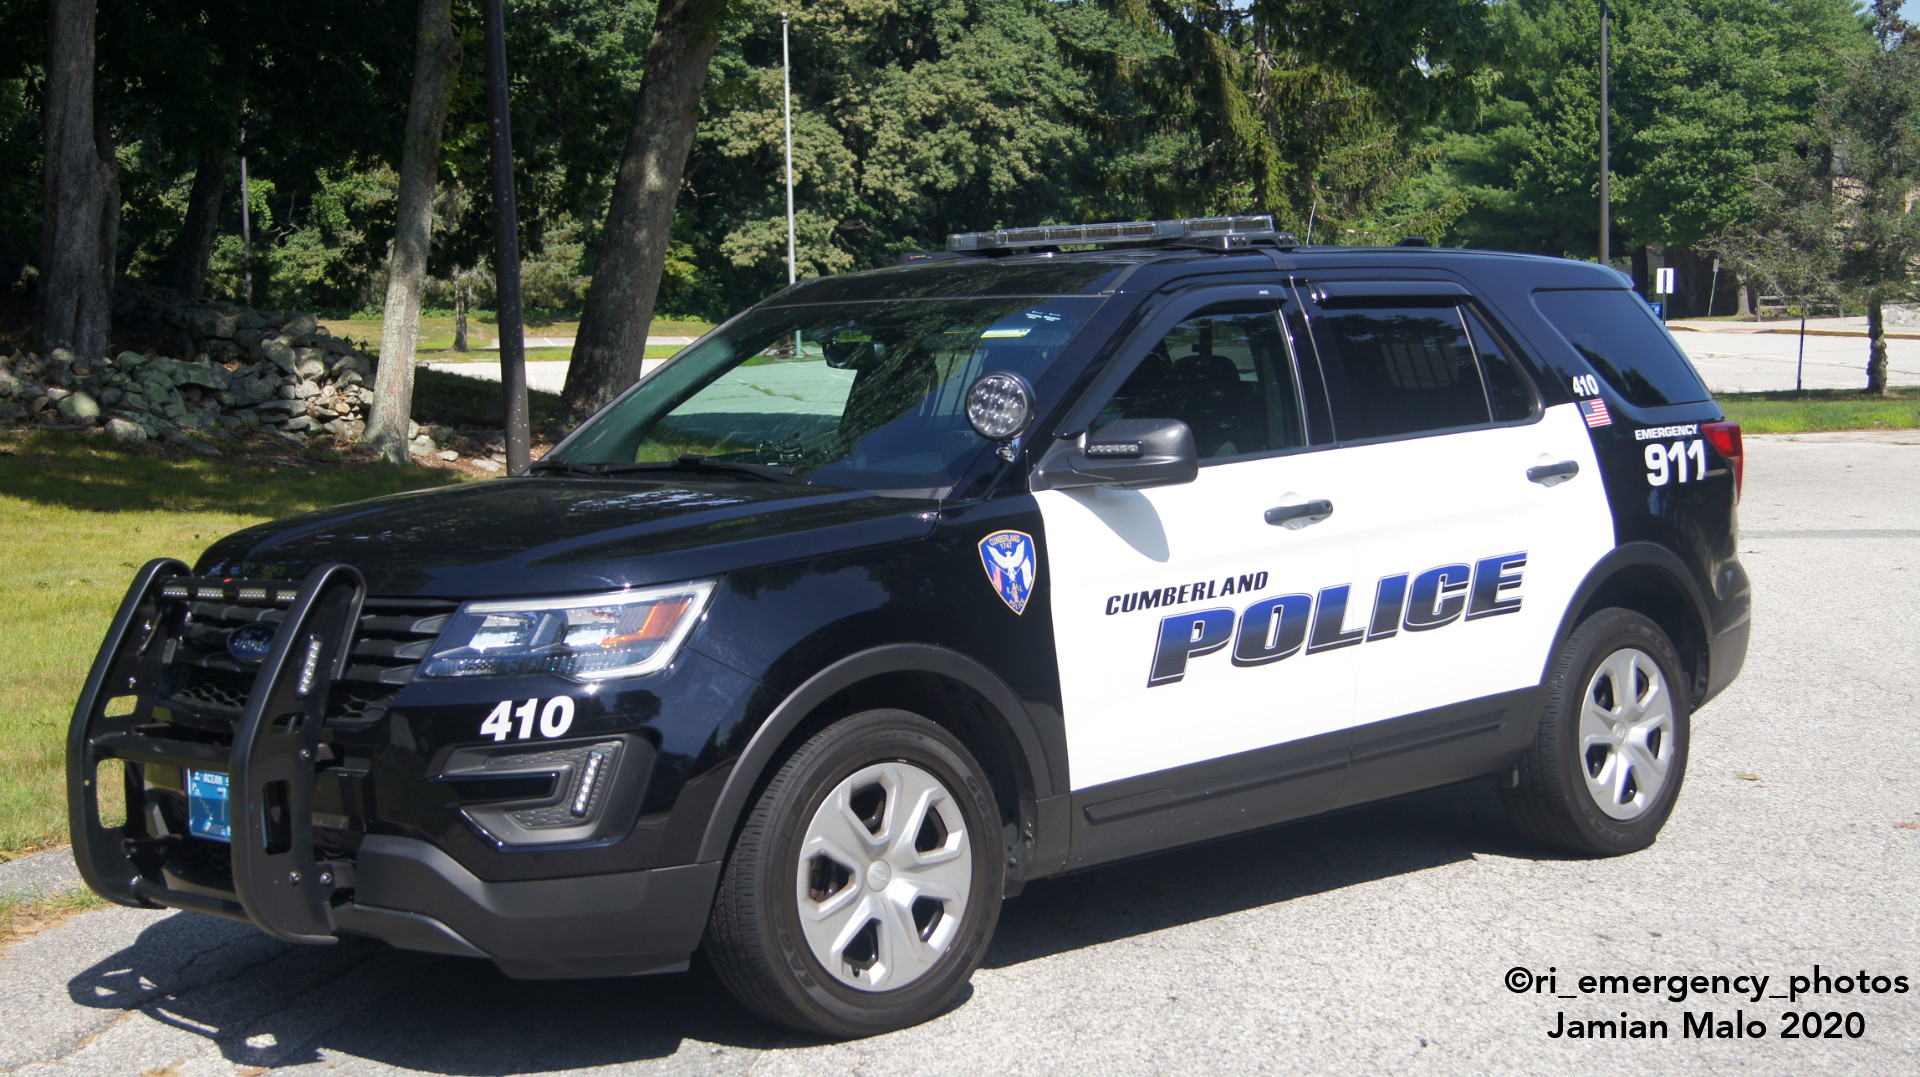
top-left (554, 296), bottom-right (1105, 493)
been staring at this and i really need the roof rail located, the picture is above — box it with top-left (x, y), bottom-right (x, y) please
top-left (946, 216), bottom-right (1296, 253)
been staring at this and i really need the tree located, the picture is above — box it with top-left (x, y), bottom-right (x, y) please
top-left (1439, 0), bottom-right (1864, 310)
top-left (662, 0), bottom-right (1097, 315)
top-left (166, 142), bottom-right (232, 296)
top-left (39, 0), bottom-right (116, 357)
top-left (1718, 1), bottom-right (1920, 395)
top-left (1054, 0), bottom-right (1491, 234)
top-left (562, 0), bottom-right (731, 422)
top-left (364, 0), bottom-right (458, 464)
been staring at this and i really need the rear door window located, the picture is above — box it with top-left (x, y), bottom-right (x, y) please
top-left (1308, 307), bottom-right (1491, 441)
top-left (1463, 308), bottom-right (1538, 422)
top-left (1532, 289), bottom-right (1711, 407)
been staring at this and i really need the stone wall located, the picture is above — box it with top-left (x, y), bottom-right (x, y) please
top-left (0, 334), bottom-right (373, 447)
top-left (2, 286), bottom-right (472, 461)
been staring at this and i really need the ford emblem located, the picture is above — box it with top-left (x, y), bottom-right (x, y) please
top-left (226, 622), bottom-right (277, 663)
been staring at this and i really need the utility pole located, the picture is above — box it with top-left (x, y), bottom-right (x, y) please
top-left (783, 11), bottom-right (796, 286)
top-left (483, 0), bottom-right (529, 474)
top-left (1598, 0), bottom-right (1611, 266)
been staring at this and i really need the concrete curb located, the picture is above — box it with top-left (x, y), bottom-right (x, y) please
top-left (1668, 323), bottom-right (1920, 341)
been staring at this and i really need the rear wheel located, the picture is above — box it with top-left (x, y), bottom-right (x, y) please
top-left (704, 709), bottom-right (1003, 1037)
top-left (1503, 607), bottom-right (1690, 856)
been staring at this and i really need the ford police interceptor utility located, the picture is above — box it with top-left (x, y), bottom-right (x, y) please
top-left (68, 216), bottom-right (1749, 1036)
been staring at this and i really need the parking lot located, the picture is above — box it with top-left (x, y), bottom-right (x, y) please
top-left (3, 431), bottom-right (1917, 1076)
top-left (1669, 321), bottom-right (1920, 392)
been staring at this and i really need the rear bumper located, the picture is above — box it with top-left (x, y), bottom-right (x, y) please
top-left (339, 836), bottom-right (718, 978)
top-left (1701, 616), bottom-right (1750, 708)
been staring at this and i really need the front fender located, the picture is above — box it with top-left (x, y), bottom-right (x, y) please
top-left (692, 642), bottom-right (1059, 864)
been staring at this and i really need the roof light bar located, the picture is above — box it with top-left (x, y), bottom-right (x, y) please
top-left (948, 216), bottom-right (1282, 252)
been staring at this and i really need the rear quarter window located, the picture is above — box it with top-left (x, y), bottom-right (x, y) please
top-left (1531, 289), bottom-right (1711, 407)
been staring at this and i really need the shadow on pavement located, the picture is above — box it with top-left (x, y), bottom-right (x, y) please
top-left (65, 781), bottom-right (1536, 1073)
top-left (986, 780), bottom-right (1546, 969)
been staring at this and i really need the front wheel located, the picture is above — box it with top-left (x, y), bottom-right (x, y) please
top-left (704, 709), bottom-right (1004, 1037)
top-left (1503, 607), bottom-right (1691, 856)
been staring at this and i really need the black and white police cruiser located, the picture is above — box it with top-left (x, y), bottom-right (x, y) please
top-left (69, 216), bottom-right (1749, 1036)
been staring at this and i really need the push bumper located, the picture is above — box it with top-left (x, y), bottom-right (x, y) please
top-left (68, 560), bottom-right (719, 978)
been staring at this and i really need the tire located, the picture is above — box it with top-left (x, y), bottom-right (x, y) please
top-left (1503, 607), bottom-right (1691, 856)
top-left (704, 708), bottom-right (1004, 1037)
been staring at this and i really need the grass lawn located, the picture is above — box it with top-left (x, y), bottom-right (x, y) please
top-left (412, 367), bottom-right (565, 428)
top-left (1715, 387), bottom-right (1920, 434)
top-left (0, 431), bottom-right (462, 857)
top-left (319, 315), bottom-right (712, 354)
top-left (1, 887), bottom-right (107, 945)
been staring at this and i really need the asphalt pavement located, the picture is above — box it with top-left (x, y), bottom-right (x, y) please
top-left (2, 432), bottom-right (1917, 1075)
top-left (1667, 320), bottom-right (1920, 392)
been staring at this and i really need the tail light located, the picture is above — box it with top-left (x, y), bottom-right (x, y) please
top-left (1703, 420), bottom-right (1743, 500)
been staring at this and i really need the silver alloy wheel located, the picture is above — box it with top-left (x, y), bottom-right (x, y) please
top-left (794, 760), bottom-right (973, 991)
top-left (1578, 647), bottom-right (1676, 820)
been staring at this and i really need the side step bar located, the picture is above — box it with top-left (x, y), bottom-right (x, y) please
top-left (68, 560), bottom-right (367, 944)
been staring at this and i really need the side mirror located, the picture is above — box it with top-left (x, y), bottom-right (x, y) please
top-left (822, 338), bottom-right (884, 369)
top-left (1030, 418), bottom-right (1199, 492)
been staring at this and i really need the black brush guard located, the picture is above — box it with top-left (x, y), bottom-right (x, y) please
top-left (68, 558), bottom-right (367, 944)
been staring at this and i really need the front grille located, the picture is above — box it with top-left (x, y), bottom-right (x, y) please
top-left (157, 590), bottom-right (456, 726)
top-left (169, 665), bottom-right (255, 712)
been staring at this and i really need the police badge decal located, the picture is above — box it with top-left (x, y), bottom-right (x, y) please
top-left (977, 529), bottom-right (1037, 615)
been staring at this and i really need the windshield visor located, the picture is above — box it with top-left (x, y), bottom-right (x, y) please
top-left (556, 296), bottom-right (1104, 492)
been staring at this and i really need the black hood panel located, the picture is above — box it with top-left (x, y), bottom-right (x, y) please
top-left (194, 477), bottom-right (938, 598)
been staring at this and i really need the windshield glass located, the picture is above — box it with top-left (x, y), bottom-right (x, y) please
top-left (555, 296), bottom-right (1105, 493)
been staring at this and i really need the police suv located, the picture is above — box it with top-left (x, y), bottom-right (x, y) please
top-left (69, 217), bottom-right (1749, 1036)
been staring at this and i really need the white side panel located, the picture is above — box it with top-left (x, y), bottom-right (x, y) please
top-left (1342, 402), bottom-right (1615, 724)
top-left (1039, 453), bottom-right (1361, 791)
top-left (1039, 403), bottom-right (1616, 792)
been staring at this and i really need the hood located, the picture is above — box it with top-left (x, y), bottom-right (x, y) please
top-left (194, 476), bottom-right (940, 599)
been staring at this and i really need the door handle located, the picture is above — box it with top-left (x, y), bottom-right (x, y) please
top-left (1527, 460), bottom-right (1580, 486)
top-left (1265, 498), bottom-right (1333, 528)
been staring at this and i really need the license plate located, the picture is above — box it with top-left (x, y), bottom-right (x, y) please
top-left (187, 769), bottom-right (231, 843)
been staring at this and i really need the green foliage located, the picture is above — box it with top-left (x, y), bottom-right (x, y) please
top-left (1440, 0), bottom-right (1868, 258)
top-left (0, 0), bottom-right (1901, 332)
top-left (1740, 1), bottom-right (1920, 311)
top-left (1712, 1), bottom-right (1920, 390)
top-left (1053, 0), bottom-right (1492, 239)
top-left (666, 0), bottom-right (1101, 318)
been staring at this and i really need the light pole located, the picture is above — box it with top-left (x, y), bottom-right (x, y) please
top-left (238, 124), bottom-right (251, 304)
top-left (1598, 0), bottom-right (1611, 266)
top-left (782, 12), bottom-right (796, 286)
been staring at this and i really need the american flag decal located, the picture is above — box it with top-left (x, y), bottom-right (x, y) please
top-left (1581, 398), bottom-right (1612, 428)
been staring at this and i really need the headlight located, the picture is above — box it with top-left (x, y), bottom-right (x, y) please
top-left (419, 580), bottom-right (717, 680)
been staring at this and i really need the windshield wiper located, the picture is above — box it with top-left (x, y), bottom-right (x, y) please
top-left (598, 455), bottom-right (808, 484)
